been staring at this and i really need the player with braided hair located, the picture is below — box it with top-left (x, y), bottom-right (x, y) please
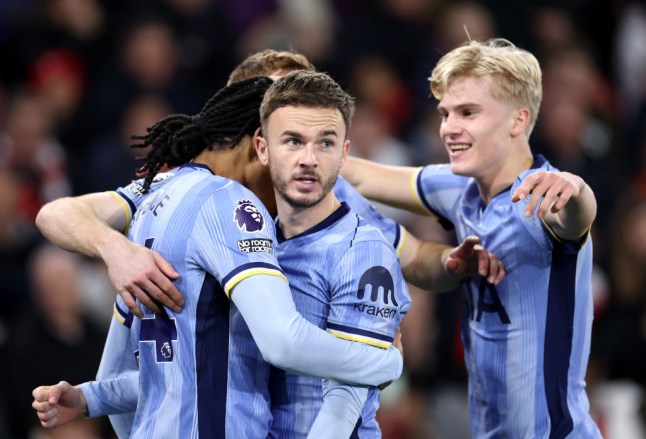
top-left (132, 77), bottom-right (272, 192)
top-left (132, 76), bottom-right (273, 193)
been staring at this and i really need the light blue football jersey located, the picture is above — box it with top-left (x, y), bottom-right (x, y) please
top-left (110, 173), bottom-right (408, 438)
top-left (334, 175), bottom-right (405, 255)
top-left (268, 202), bottom-right (411, 438)
top-left (413, 155), bottom-right (601, 438)
top-left (125, 163), bottom-right (285, 439)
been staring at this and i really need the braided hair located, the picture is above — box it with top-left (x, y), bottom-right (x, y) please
top-left (131, 76), bottom-right (273, 192)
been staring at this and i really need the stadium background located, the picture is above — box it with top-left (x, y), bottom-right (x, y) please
top-left (0, 0), bottom-right (644, 437)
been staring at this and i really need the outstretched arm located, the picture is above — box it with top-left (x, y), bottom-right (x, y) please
top-left (341, 157), bottom-right (425, 213)
top-left (36, 193), bottom-right (183, 316)
top-left (512, 171), bottom-right (597, 241)
top-left (399, 233), bottom-right (505, 291)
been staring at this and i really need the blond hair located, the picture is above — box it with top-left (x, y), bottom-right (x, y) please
top-left (429, 38), bottom-right (542, 135)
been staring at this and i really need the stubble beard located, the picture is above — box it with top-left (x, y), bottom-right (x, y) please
top-left (271, 167), bottom-right (338, 209)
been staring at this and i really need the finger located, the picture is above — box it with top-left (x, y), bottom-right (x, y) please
top-left (39, 412), bottom-right (60, 428)
top-left (47, 383), bottom-right (64, 404)
top-left (129, 285), bottom-right (163, 315)
top-left (32, 386), bottom-right (49, 402)
top-left (522, 183), bottom-right (547, 217)
top-left (119, 290), bottom-right (144, 318)
top-left (550, 185), bottom-right (574, 213)
top-left (444, 258), bottom-right (460, 274)
top-left (36, 406), bottom-right (58, 423)
top-left (138, 279), bottom-right (181, 312)
top-left (460, 235), bottom-right (481, 256)
top-left (153, 252), bottom-right (181, 280)
top-left (486, 253), bottom-right (499, 284)
top-left (150, 255), bottom-right (184, 309)
top-left (475, 245), bottom-right (489, 277)
top-left (393, 327), bottom-right (402, 344)
top-left (511, 173), bottom-right (539, 202)
top-left (536, 183), bottom-right (565, 219)
top-left (493, 258), bottom-right (506, 284)
top-left (32, 399), bottom-right (51, 412)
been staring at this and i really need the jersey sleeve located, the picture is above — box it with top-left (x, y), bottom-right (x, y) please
top-left (334, 176), bottom-right (405, 255)
top-left (307, 380), bottom-right (369, 438)
top-left (111, 171), bottom-right (176, 234)
top-left (97, 298), bottom-right (136, 383)
top-left (190, 186), bottom-right (286, 298)
top-left (326, 239), bottom-right (411, 349)
top-left (80, 370), bottom-right (139, 418)
top-left (232, 274), bottom-right (403, 386)
top-left (414, 164), bottom-right (470, 230)
top-left (93, 295), bottom-right (137, 438)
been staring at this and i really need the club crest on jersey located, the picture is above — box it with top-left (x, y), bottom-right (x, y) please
top-left (234, 199), bottom-right (264, 232)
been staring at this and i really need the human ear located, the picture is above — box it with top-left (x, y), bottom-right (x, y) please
top-left (254, 135), bottom-right (269, 166)
top-left (511, 108), bottom-right (530, 137)
top-left (339, 139), bottom-right (351, 168)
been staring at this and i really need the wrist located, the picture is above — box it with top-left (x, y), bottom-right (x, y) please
top-left (96, 228), bottom-right (125, 263)
top-left (75, 385), bottom-right (89, 418)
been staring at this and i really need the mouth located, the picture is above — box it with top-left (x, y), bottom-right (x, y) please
top-left (447, 143), bottom-right (471, 156)
top-left (293, 174), bottom-right (319, 188)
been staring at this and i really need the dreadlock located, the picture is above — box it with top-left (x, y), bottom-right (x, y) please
top-left (131, 76), bottom-right (273, 192)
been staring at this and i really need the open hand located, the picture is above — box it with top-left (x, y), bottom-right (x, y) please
top-left (103, 239), bottom-right (184, 317)
top-left (445, 235), bottom-right (505, 284)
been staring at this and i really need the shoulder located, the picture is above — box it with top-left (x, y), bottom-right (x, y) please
top-left (344, 214), bottom-right (398, 259)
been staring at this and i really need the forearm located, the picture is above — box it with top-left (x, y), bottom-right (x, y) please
top-left (400, 235), bottom-right (461, 291)
top-left (232, 275), bottom-right (402, 387)
top-left (36, 194), bottom-right (128, 259)
top-left (307, 380), bottom-right (368, 439)
top-left (79, 371), bottom-right (139, 417)
top-left (341, 157), bottom-right (423, 212)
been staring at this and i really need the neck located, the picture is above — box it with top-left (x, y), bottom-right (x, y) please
top-left (277, 193), bottom-right (341, 239)
top-left (478, 146), bottom-right (533, 204)
top-left (193, 148), bottom-right (245, 181)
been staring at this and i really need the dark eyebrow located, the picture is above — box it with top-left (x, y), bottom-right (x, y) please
top-left (320, 130), bottom-right (338, 137)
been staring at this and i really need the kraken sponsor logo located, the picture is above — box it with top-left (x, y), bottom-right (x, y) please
top-left (355, 266), bottom-right (399, 319)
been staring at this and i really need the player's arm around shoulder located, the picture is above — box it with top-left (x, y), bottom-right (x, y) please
top-left (36, 192), bottom-right (129, 256)
top-left (341, 156), bottom-right (424, 213)
top-left (512, 170), bottom-right (597, 241)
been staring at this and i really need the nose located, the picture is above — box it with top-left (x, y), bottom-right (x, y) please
top-left (299, 144), bottom-right (318, 168)
top-left (439, 113), bottom-right (459, 138)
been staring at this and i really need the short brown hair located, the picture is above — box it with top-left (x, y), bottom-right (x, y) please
top-left (260, 71), bottom-right (355, 136)
top-left (227, 50), bottom-right (316, 85)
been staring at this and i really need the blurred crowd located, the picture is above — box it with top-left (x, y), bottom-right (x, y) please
top-left (0, 0), bottom-right (645, 438)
